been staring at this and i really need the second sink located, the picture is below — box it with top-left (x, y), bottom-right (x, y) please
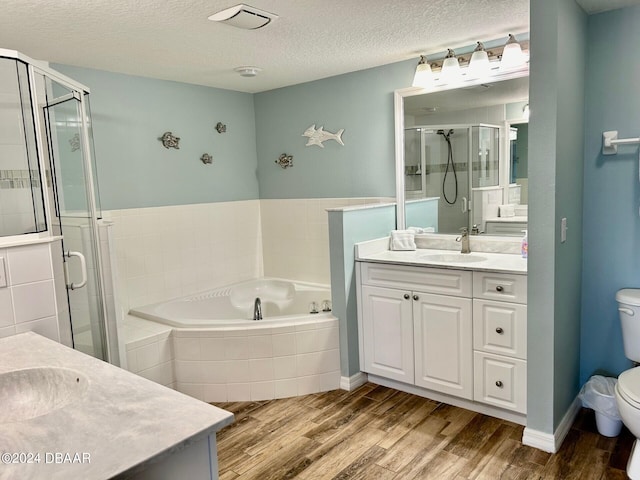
top-left (0, 367), bottom-right (89, 423)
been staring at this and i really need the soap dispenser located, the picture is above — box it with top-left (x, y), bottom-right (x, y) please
top-left (521, 229), bottom-right (528, 259)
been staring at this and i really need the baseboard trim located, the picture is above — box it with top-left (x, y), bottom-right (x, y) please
top-left (340, 372), bottom-right (368, 391)
top-left (522, 396), bottom-right (581, 453)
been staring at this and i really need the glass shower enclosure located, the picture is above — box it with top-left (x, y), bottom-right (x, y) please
top-left (0, 49), bottom-right (117, 364)
top-left (404, 124), bottom-right (500, 234)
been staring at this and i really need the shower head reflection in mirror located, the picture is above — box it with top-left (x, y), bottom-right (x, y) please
top-left (395, 68), bottom-right (529, 236)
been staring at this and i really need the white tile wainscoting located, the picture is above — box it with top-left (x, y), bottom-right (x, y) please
top-left (105, 197), bottom-right (391, 314)
top-left (122, 315), bottom-right (341, 402)
top-left (0, 240), bottom-right (64, 343)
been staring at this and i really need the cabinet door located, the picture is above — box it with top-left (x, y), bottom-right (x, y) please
top-left (361, 285), bottom-right (414, 383)
top-left (413, 292), bottom-right (473, 399)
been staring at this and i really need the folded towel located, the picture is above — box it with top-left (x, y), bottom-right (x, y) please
top-left (407, 226), bottom-right (436, 234)
top-left (390, 230), bottom-right (416, 251)
top-left (498, 204), bottom-right (515, 217)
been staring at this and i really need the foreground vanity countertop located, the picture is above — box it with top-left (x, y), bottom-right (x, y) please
top-left (357, 248), bottom-right (527, 274)
top-left (0, 332), bottom-right (234, 479)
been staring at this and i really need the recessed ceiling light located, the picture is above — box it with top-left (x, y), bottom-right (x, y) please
top-left (208, 4), bottom-right (278, 30)
top-left (234, 66), bottom-right (262, 77)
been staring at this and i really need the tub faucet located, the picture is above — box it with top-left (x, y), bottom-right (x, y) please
top-left (253, 297), bottom-right (262, 321)
top-left (457, 227), bottom-right (471, 254)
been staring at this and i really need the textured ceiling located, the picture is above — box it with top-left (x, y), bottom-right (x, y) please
top-left (0, 0), bottom-right (636, 93)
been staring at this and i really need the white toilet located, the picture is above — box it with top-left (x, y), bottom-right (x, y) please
top-left (615, 288), bottom-right (640, 479)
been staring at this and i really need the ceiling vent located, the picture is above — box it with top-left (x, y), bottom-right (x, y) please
top-left (208, 4), bottom-right (278, 30)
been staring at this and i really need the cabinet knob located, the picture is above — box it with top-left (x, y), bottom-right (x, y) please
top-left (404, 294), bottom-right (410, 300)
top-left (413, 295), bottom-right (419, 301)
top-left (495, 380), bottom-right (503, 388)
top-left (495, 285), bottom-right (504, 292)
top-left (496, 327), bottom-right (504, 334)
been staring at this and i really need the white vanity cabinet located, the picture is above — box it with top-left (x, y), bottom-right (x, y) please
top-left (472, 272), bottom-right (528, 413)
top-left (357, 262), bottom-right (473, 399)
top-left (356, 258), bottom-right (528, 421)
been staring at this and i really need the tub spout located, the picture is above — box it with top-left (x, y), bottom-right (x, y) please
top-left (253, 297), bottom-right (262, 321)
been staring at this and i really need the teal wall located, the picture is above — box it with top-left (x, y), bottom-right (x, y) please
top-left (406, 198), bottom-right (439, 231)
top-left (528, 0), bottom-right (586, 435)
top-left (52, 65), bottom-right (259, 210)
top-left (580, 6), bottom-right (640, 383)
top-left (328, 205), bottom-right (397, 377)
top-left (254, 61), bottom-right (415, 199)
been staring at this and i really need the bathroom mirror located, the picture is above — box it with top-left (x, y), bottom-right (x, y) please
top-left (395, 71), bottom-right (529, 235)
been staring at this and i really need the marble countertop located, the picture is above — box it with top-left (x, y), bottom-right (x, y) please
top-left (0, 332), bottom-right (234, 479)
top-left (356, 248), bottom-right (527, 274)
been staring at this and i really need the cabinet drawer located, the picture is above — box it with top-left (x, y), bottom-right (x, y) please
top-left (474, 352), bottom-right (527, 414)
top-left (473, 300), bottom-right (527, 359)
top-left (360, 262), bottom-right (472, 298)
top-left (473, 272), bottom-right (527, 304)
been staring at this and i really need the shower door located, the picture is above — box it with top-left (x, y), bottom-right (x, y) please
top-left (421, 128), bottom-right (471, 234)
top-left (40, 78), bottom-right (110, 361)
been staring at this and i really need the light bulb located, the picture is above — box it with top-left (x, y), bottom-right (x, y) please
top-left (500, 34), bottom-right (526, 71)
top-left (467, 42), bottom-right (490, 80)
top-left (438, 49), bottom-right (461, 85)
top-left (412, 56), bottom-right (433, 88)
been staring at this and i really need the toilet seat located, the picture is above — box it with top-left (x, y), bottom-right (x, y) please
top-left (618, 367), bottom-right (640, 409)
top-left (617, 289), bottom-right (640, 306)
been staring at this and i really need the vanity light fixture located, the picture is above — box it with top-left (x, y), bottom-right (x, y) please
top-left (467, 42), bottom-right (490, 80)
top-left (499, 34), bottom-right (526, 71)
top-left (411, 34), bottom-right (528, 89)
top-left (412, 56), bottom-right (434, 88)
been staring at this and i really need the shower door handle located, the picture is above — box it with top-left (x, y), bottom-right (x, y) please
top-left (64, 251), bottom-right (88, 290)
top-left (461, 197), bottom-right (468, 213)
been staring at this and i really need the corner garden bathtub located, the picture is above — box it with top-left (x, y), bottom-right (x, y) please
top-left (129, 278), bottom-right (340, 402)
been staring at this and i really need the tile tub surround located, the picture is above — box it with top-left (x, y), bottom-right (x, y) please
top-left (123, 315), bottom-right (175, 388)
top-left (0, 332), bottom-right (233, 480)
top-left (121, 315), bottom-right (341, 403)
top-left (172, 316), bottom-right (341, 402)
top-left (105, 200), bottom-right (265, 313)
top-left (260, 197), bottom-right (392, 285)
top-left (105, 197), bottom-right (392, 314)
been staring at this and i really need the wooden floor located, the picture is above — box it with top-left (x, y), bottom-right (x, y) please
top-left (213, 383), bottom-right (635, 479)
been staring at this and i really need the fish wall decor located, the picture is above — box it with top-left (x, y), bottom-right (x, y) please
top-left (302, 124), bottom-right (345, 148)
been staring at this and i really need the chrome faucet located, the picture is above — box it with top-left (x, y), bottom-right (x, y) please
top-left (253, 297), bottom-right (262, 321)
top-left (457, 227), bottom-right (471, 254)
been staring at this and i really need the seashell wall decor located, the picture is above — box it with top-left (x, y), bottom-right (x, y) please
top-left (200, 153), bottom-right (213, 165)
top-left (159, 131), bottom-right (180, 149)
top-left (275, 153), bottom-right (293, 169)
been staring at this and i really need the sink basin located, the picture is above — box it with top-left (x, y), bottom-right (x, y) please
top-left (0, 367), bottom-right (89, 423)
top-left (420, 253), bottom-right (488, 263)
